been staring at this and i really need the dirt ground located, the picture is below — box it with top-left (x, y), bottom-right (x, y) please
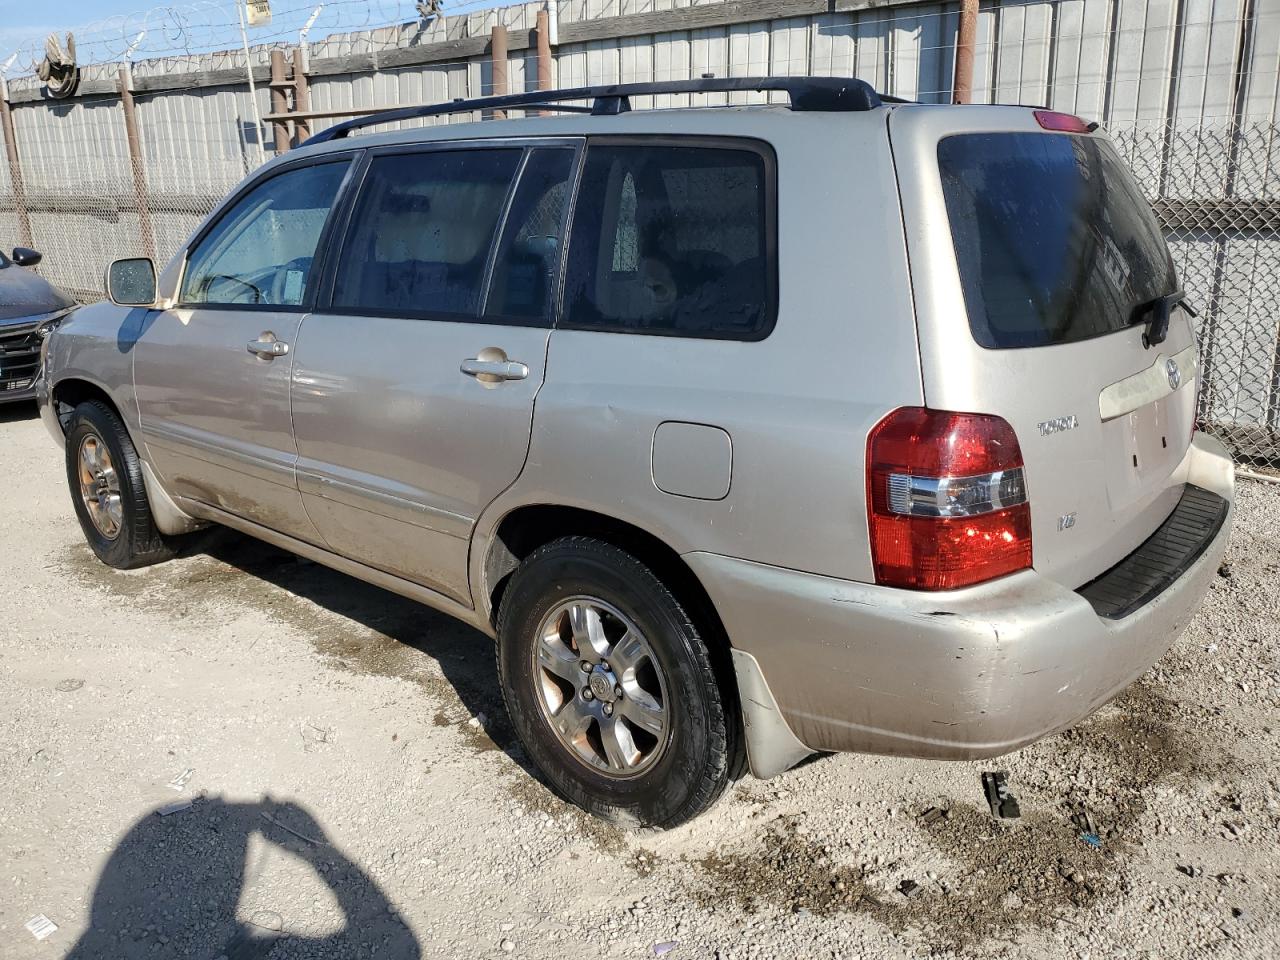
top-left (1, 401), bottom-right (1277, 960)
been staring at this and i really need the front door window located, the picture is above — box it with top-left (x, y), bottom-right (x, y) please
top-left (181, 161), bottom-right (349, 307)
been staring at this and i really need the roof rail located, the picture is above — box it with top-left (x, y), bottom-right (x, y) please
top-left (302, 76), bottom-right (884, 145)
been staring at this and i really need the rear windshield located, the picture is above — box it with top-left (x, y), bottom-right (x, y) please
top-left (938, 132), bottom-right (1177, 349)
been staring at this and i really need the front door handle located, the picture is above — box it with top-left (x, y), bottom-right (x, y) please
top-left (460, 357), bottom-right (528, 382)
top-left (247, 334), bottom-right (289, 359)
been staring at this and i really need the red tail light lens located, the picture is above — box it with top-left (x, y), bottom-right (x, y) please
top-left (867, 407), bottom-right (1032, 590)
top-left (1034, 110), bottom-right (1091, 133)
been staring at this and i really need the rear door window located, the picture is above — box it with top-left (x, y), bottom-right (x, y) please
top-left (938, 132), bottom-right (1177, 349)
top-left (561, 141), bottom-right (776, 340)
top-left (331, 149), bottom-right (521, 318)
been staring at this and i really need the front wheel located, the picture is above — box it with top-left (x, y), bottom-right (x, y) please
top-left (497, 537), bottom-right (740, 828)
top-left (65, 400), bottom-right (179, 569)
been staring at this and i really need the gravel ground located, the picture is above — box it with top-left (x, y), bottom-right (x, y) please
top-left (1, 402), bottom-right (1277, 960)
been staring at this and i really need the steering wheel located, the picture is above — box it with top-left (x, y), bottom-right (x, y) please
top-left (206, 273), bottom-right (263, 304)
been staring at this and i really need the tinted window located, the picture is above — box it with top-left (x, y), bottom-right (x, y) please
top-left (484, 149), bottom-right (575, 322)
top-left (562, 144), bottom-right (774, 339)
top-left (939, 133), bottom-right (1178, 349)
top-left (332, 149), bottom-right (521, 317)
top-left (182, 161), bottom-right (348, 306)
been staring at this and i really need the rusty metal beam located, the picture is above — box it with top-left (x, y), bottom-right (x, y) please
top-left (536, 8), bottom-right (554, 116)
top-left (0, 92), bottom-right (32, 248)
top-left (269, 49), bottom-right (291, 154)
top-left (292, 47), bottom-right (312, 146)
top-left (118, 67), bottom-right (157, 262)
top-left (491, 25), bottom-right (509, 120)
top-left (953, 0), bottom-right (978, 104)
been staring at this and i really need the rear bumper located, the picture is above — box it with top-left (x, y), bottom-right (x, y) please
top-left (688, 432), bottom-right (1235, 763)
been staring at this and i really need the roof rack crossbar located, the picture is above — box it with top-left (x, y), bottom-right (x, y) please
top-left (302, 76), bottom-right (882, 145)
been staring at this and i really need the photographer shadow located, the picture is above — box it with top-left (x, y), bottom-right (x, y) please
top-left (65, 796), bottom-right (420, 959)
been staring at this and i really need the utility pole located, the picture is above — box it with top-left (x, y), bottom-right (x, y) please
top-left (234, 0), bottom-right (268, 164)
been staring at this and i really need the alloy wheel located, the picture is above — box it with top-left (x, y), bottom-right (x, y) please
top-left (76, 434), bottom-right (123, 540)
top-left (531, 597), bottom-right (670, 778)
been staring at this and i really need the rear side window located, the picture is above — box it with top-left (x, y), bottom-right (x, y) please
top-left (938, 133), bottom-right (1178, 349)
top-left (562, 142), bottom-right (775, 340)
top-left (332, 149), bottom-right (521, 317)
top-left (484, 148), bottom-right (576, 322)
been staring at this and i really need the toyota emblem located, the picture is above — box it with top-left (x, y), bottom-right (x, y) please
top-left (1166, 358), bottom-right (1182, 391)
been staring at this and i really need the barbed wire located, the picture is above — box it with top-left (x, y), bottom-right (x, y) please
top-left (2, 0), bottom-right (503, 77)
top-left (5, 0), bottom-right (1278, 83)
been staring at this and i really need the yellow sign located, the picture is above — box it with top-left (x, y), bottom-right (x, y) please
top-left (245, 0), bottom-right (272, 27)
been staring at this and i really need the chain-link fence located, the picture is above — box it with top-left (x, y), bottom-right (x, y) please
top-left (1110, 119), bottom-right (1280, 477)
top-left (0, 80), bottom-right (256, 302)
top-left (3, 158), bottom-right (235, 305)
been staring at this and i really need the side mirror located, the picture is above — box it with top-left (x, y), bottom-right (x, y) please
top-left (106, 257), bottom-right (158, 307)
top-left (11, 246), bottom-right (42, 267)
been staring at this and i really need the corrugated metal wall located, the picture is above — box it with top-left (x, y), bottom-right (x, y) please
top-left (2, 0), bottom-right (1278, 463)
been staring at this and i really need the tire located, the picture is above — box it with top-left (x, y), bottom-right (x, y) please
top-left (497, 537), bottom-right (740, 828)
top-left (65, 400), bottom-right (179, 570)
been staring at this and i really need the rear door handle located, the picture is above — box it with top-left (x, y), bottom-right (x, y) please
top-left (460, 358), bottom-right (528, 382)
top-left (247, 335), bottom-right (289, 359)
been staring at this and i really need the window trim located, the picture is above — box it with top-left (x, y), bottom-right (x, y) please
top-left (556, 135), bottom-right (780, 343)
top-left (175, 152), bottom-right (361, 313)
top-left (481, 145), bottom-right (586, 327)
top-left (313, 137), bottom-right (585, 329)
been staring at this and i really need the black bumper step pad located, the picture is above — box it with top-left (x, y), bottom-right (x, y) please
top-left (1078, 484), bottom-right (1229, 620)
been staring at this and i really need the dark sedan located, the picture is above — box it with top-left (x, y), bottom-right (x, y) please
top-left (1, 246), bottom-right (75, 403)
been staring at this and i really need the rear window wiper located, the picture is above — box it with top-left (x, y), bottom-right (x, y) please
top-left (1130, 290), bottom-right (1197, 348)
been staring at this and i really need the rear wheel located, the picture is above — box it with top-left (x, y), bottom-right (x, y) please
top-left (65, 400), bottom-right (179, 569)
top-left (497, 537), bottom-right (739, 828)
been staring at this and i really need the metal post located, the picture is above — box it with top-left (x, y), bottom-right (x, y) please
top-left (491, 24), bottom-right (509, 120)
top-left (291, 47), bottom-right (312, 145)
top-left (118, 65), bottom-right (156, 262)
top-left (0, 88), bottom-right (32, 248)
top-left (235, 0), bottom-right (268, 163)
top-left (269, 48), bottom-right (291, 154)
top-left (535, 9), bottom-right (554, 117)
top-left (953, 0), bottom-right (979, 104)
top-left (536, 9), bottom-right (554, 93)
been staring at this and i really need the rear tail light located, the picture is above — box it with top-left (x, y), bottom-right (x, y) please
top-left (866, 407), bottom-right (1032, 590)
top-left (1034, 110), bottom-right (1091, 133)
